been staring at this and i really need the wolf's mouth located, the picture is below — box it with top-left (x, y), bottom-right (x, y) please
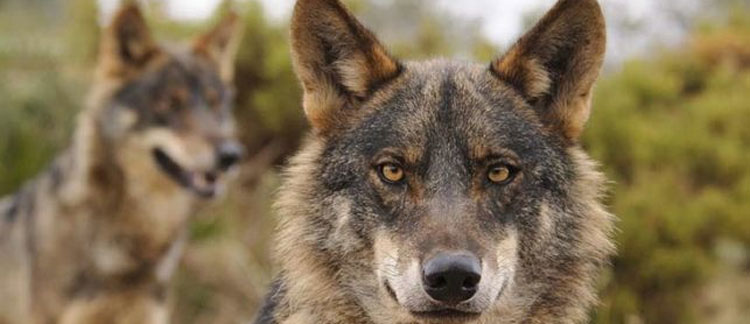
top-left (384, 281), bottom-right (485, 322)
top-left (152, 148), bottom-right (220, 198)
top-left (411, 309), bottom-right (482, 321)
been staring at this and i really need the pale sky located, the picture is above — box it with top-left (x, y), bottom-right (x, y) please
top-left (254, 0), bottom-right (655, 45)
top-left (251, 0), bottom-right (697, 64)
top-left (98, 0), bottom-right (696, 64)
top-left (254, 0), bottom-right (557, 45)
top-left (98, 0), bottom-right (653, 43)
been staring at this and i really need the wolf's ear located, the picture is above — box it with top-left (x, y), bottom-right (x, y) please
top-left (99, 4), bottom-right (160, 76)
top-left (193, 12), bottom-right (243, 83)
top-left (291, 0), bottom-right (401, 133)
top-left (491, 0), bottom-right (606, 142)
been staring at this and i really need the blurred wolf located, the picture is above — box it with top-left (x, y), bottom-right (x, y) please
top-left (0, 4), bottom-right (243, 324)
top-left (255, 0), bottom-right (614, 323)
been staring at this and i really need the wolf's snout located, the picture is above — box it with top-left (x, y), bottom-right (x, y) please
top-left (422, 252), bottom-right (482, 304)
top-left (216, 141), bottom-right (244, 171)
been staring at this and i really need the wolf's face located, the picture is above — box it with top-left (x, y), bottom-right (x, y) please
top-left (284, 0), bottom-right (610, 323)
top-left (91, 6), bottom-right (243, 198)
top-left (324, 61), bottom-right (551, 319)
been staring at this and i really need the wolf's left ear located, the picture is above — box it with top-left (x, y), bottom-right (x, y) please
top-left (291, 0), bottom-right (401, 134)
top-left (193, 12), bottom-right (243, 83)
top-left (99, 4), bottom-right (160, 76)
top-left (491, 0), bottom-right (606, 142)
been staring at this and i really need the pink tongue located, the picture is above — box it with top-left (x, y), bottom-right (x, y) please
top-left (190, 172), bottom-right (217, 192)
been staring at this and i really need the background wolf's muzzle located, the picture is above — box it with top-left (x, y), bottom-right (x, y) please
top-left (217, 140), bottom-right (245, 171)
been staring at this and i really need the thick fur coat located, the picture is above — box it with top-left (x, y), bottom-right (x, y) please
top-left (255, 1), bottom-right (614, 323)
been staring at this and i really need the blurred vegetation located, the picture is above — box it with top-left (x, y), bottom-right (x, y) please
top-left (587, 9), bottom-right (750, 324)
top-left (1, 0), bottom-right (749, 323)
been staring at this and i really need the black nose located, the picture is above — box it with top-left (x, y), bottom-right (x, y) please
top-left (422, 252), bottom-right (482, 304)
top-left (217, 141), bottom-right (244, 171)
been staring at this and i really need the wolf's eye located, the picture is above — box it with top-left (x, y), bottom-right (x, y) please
top-left (378, 163), bottom-right (405, 184)
top-left (488, 164), bottom-right (515, 184)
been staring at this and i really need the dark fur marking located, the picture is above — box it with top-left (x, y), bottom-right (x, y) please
top-left (151, 284), bottom-right (167, 302)
top-left (67, 271), bottom-right (98, 299)
top-left (253, 280), bottom-right (284, 324)
top-left (48, 161), bottom-right (65, 193)
top-left (429, 73), bottom-right (472, 194)
top-left (348, 203), bottom-right (379, 244)
top-left (4, 195), bottom-right (20, 223)
top-left (21, 185), bottom-right (39, 288)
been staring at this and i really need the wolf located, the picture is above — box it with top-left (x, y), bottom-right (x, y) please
top-left (0, 4), bottom-right (243, 324)
top-left (254, 0), bottom-right (615, 323)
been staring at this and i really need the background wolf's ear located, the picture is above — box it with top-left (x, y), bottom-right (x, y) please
top-left (193, 12), bottom-right (243, 83)
top-left (491, 0), bottom-right (606, 143)
top-left (291, 0), bottom-right (401, 134)
top-left (98, 4), bottom-right (160, 76)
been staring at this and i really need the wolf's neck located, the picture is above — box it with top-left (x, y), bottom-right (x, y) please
top-left (49, 107), bottom-right (121, 207)
top-left (51, 106), bottom-right (194, 275)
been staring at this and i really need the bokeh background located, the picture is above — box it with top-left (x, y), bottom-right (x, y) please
top-left (1, 0), bottom-right (749, 323)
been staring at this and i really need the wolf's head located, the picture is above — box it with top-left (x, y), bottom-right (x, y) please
top-left (279, 0), bottom-right (614, 323)
top-left (86, 5), bottom-right (243, 198)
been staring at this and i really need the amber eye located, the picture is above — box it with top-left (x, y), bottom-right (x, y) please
top-left (488, 164), bottom-right (514, 184)
top-left (379, 163), bottom-right (405, 184)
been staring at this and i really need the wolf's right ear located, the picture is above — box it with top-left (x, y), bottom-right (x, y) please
top-left (98, 4), bottom-right (160, 77)
top-left (490, 0), bottom-right (606, 143)
top-left (291, 0), bottom-right (401, 134)
top-left (193, 12), bottom-right (243, 83)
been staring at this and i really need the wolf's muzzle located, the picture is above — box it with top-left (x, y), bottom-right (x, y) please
top-left (217, 140), bottom-right (244, 171)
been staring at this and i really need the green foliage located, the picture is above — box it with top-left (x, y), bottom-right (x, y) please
top-left (586, 19), bottom-right (750, 324)
top-left (0, 1), bottom-right (86, 195)
top-left (64, 0), bottom-right (99, 65)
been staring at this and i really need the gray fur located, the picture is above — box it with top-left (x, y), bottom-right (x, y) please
top-left (258, 1), bottom-right (614, 324)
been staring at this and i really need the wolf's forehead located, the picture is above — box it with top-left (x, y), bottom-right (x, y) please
top-left (355, 61), bottom-right (545, 161)
top-left (154, 54), bottom-right (221, 89)
top-left (118, 55), bottom-right (223, 98)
